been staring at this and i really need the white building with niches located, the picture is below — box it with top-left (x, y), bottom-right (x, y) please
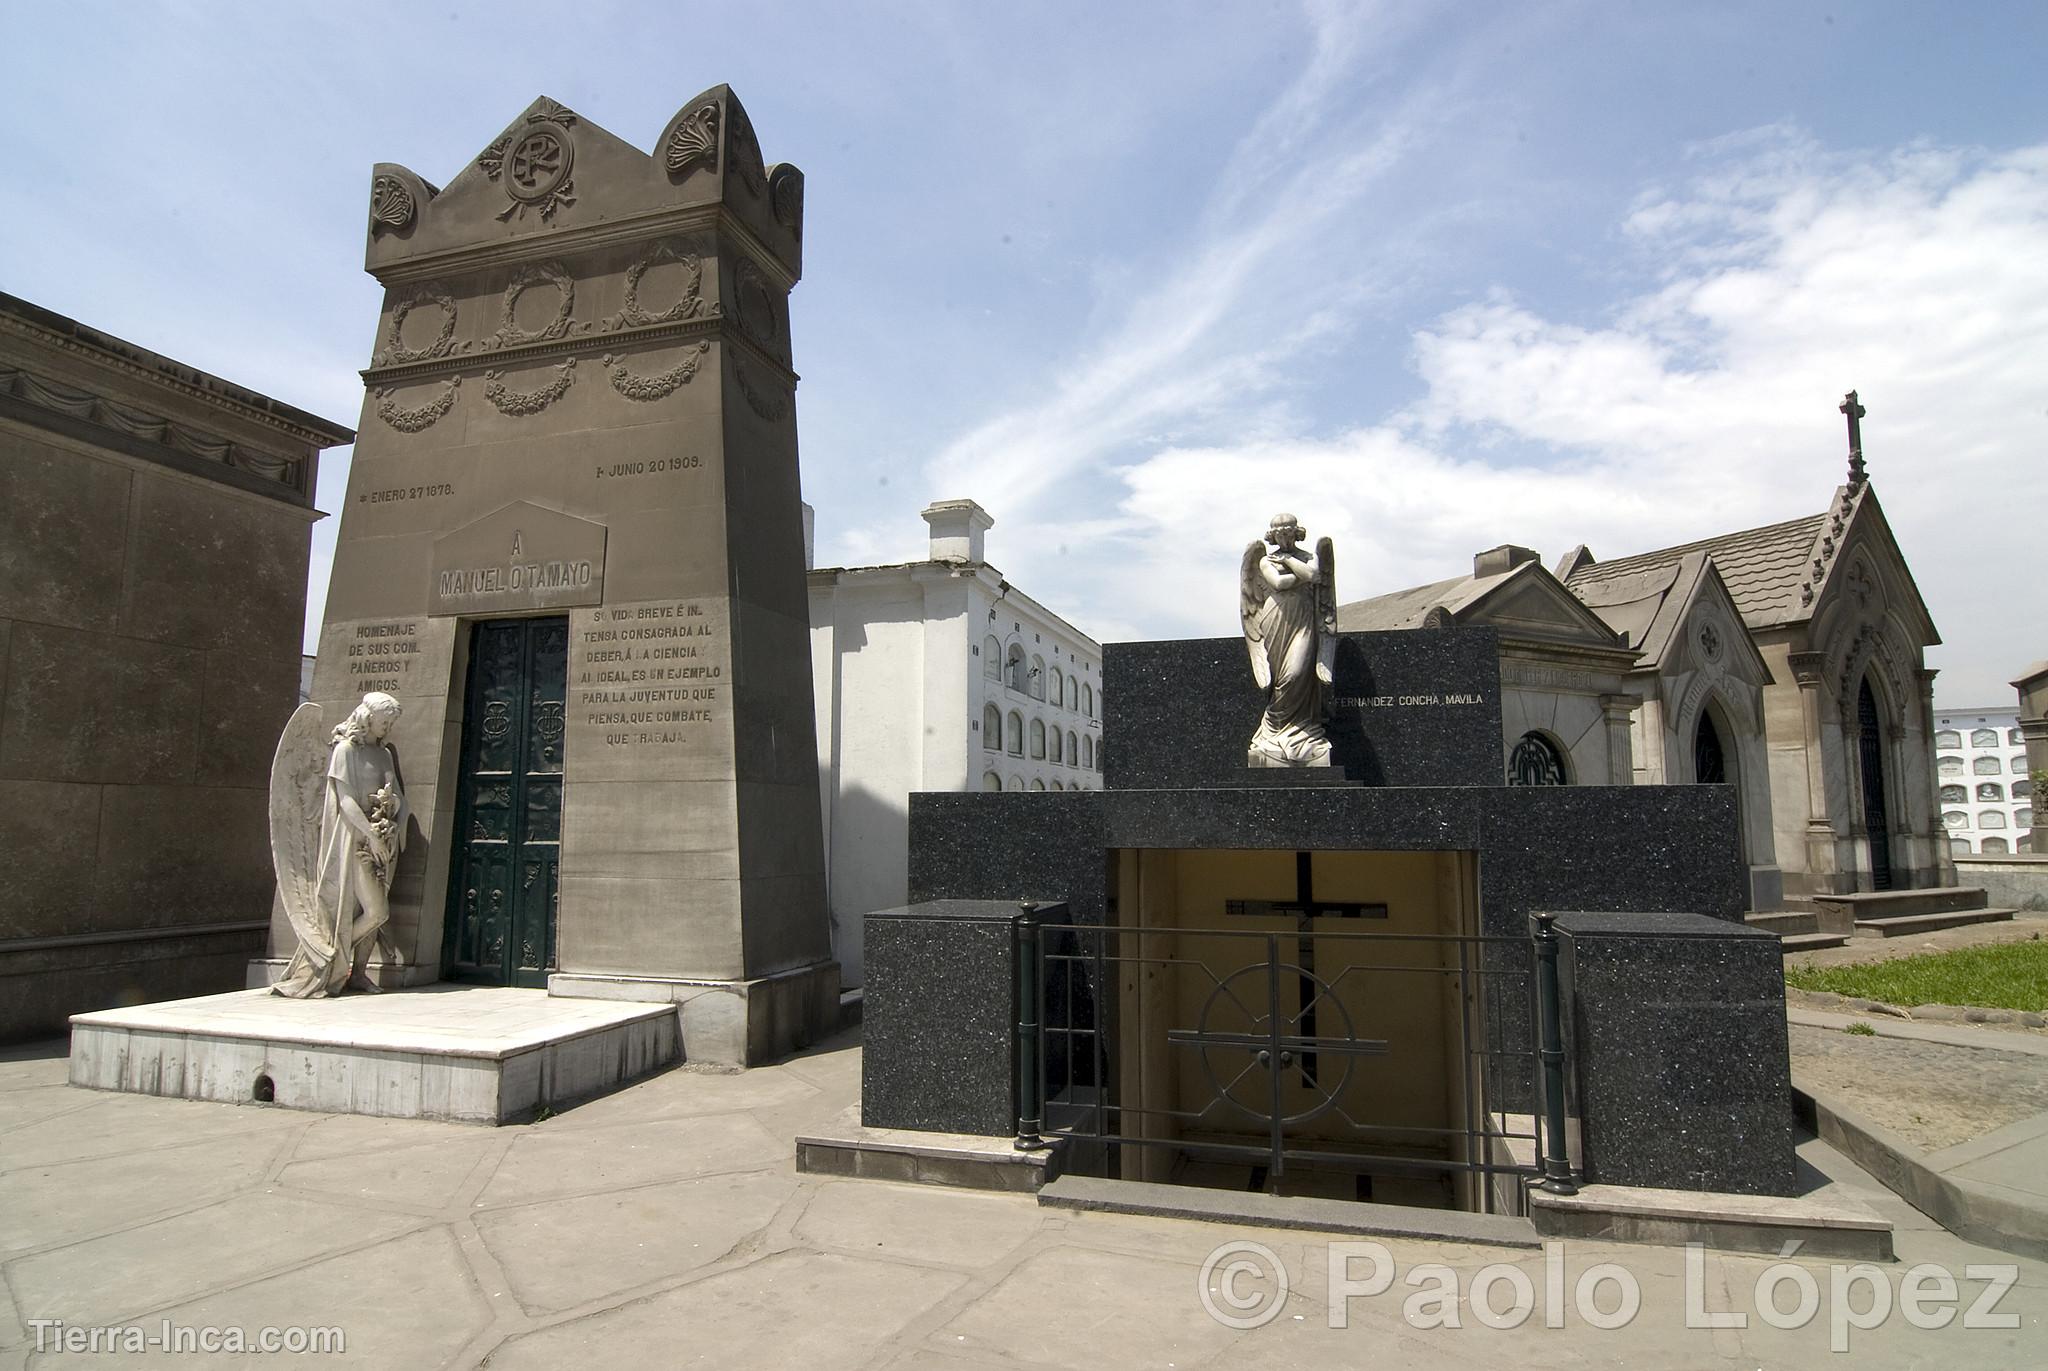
top-left (808, 499), bottom-right (1103, 983)
top-left (1933, 705), bottom-right (2033, 855)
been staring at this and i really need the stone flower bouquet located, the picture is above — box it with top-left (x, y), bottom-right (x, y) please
top-left (365, 782), bottom-right (402, 884)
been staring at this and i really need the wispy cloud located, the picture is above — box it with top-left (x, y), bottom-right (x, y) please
top-left (1095, 130), bottom-right (2048, 702)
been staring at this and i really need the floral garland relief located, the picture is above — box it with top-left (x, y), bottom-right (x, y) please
top-left (483, 359), bottom-right (576, 417)
top-left (376, 376), bottom-right (462, 433)
top-left (601, 344), bottom-right (710, 402)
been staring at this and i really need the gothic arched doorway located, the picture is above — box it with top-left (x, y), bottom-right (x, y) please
top-left (1694, 710), bottom-right (1726, 785)
top-left (1856, 678), bottom-right (1893, 890)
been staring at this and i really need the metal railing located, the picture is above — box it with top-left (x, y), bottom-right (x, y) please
top-left (1013, 911), bottom-right (1577, 1203)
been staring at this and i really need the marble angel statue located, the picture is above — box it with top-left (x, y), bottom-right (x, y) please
top-left (1240, 513), bottom-right (1337, 767)
top-left (269, 692), bottom-right (410, 998)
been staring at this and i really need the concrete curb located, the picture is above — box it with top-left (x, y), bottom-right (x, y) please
top-left (1036, 1175), bottom-right (1542, 1247)
top-left (1790, 1073), bottom-right (2048, 1262)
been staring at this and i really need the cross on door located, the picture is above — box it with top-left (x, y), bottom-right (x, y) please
top-left (1224, 851), bottom-right (1387, 1084)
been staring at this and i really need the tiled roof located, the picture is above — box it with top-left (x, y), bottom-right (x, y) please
top-left (1565, 512), bottom-right (1825, 629)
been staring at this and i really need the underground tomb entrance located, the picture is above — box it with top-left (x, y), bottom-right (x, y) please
top-left (1029, 847), bottom-right (1544, 1216)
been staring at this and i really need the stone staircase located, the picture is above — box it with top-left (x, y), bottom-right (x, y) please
top-left (1811, 887), bottom-right (2017, 939)
top-left (1746, 886), bottom-right (2017, 952)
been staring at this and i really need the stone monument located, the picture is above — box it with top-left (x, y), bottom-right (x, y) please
top-left (260, 87), bottom-right (837, 1063)
top-left (1240, 513), bottom-right (1336, 766)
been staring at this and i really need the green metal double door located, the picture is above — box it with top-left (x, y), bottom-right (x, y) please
top-left (444, 617), bottom-right (568, 987)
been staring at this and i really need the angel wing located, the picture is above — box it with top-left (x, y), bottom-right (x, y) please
top-left (1314, 536), bottom-right (1338, 686)
top-left (1239, 540), bottom-right (1273, 689)
top-left (269, 702), bottom-right (334, 957)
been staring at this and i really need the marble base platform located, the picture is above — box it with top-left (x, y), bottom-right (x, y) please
top-left (68, 985), bottom-right (679, 1124)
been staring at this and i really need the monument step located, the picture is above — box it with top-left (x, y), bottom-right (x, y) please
top-left (1778, 932), bottom-right (1851, 953)
top-left (1813, 886), bottom-right (1991, 921)
top-left (1746, 911), bottom-right (1819, 936)
top-left (1851, 907), bottom-right (2017, 938)
top-left (68, 986), bottom-right (679, 1124)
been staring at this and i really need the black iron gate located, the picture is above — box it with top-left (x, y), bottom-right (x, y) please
top-left (1013, 915), bottom-right (1577, 1205)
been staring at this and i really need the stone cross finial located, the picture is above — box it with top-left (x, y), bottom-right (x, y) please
top-left (1839, 390), bottom-right (1868, 488)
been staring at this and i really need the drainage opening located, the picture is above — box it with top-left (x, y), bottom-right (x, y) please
top-left (252, 1074), bottom-right (275, 1103)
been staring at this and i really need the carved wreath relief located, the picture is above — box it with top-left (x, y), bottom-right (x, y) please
top-left (375, 376), bottom-right (461, 433)
top-left (493, 262), bottom-right (576, 348)
top-left (382, 288), bottom-right (458, 365)
top-left (601, 344), bottom-right (710, 402)
top-left (483, 358), bottom-right (576, 417)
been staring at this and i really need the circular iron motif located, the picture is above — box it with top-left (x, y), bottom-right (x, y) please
top-left (1193, 963), bottom-right (1358, 1127)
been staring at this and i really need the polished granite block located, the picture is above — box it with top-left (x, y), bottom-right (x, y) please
top-left (862, 901), bottom-right (1063, 1135)
top-left (1103, 629), bottom-right (1503, 790)
top-left (908, 793), bottom-right (1106, 920)
top-left (1556, 912), bottom-right (1796, 1196)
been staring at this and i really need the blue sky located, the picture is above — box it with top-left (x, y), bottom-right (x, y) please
top-left (10, 1), bottom-right (2044, 703)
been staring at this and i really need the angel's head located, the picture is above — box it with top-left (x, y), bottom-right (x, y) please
top-left (338, 692), bottom-right (403, 744)
top-left (1266, 513), bottom-right (1304, 549)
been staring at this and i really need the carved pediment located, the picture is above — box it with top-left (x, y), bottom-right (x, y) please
top-left (1463, 569), bottom-right (1628, 650)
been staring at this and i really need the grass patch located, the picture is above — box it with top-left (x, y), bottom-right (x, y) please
top-left (1842, 1022), bottom-right (1876, 1036)
top-left (1785, 939), bottom-right (2048, 1011)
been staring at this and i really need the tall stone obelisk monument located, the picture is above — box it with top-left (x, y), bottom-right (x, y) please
top-left (273, 88), bottom-right (836, 1062)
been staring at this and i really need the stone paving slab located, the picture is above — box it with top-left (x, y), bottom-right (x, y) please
top-left (1, 1031), bottom-right (2044, 1368)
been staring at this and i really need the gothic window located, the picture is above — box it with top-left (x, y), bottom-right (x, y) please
top-left (982, 771), bottom-right (1002, 792)
top-left (1049, 667), bottom-right (1064, 709)
top-left (1084, 684), bottom-right (1095, 718)
top-left (983, 636), bottom-right (1002, 680)
top-left (1068, 677), bottom-right (1080, 709)
top-left (1082, 735), bottom-right (1094, 769)
top-left (1938, 756), bottom-right (1963, 778)
top-left (1981, 837), bottom-right (2010, 854)
top-left (983, 704), bottom-right (1002, 750)
top-left (1509, 732), bottom-right (1568, 786)
top-left (1007, 775), bottom-right (1024, 792)
top-left (1939, 785), bottom-right (1967, 804)
top-left (1030, 778), bottom-right (1045, 791)
top-left (1030, 719), bottom-right (1046, 759)
top-left (1067, 730), bottom-right (1079, 766)
top-left (1934, 730), bottom-right (1962, 748)
top-left (1943, 810), bottom-right (1969, 830)
top-left (1974, 756), bottom-right (2002, 776)
top-left (1972, 728), bottom-right (2001, 748)
top-left (1006, 644), bottom-right (1029, 692)
top-left (1007, 711), bottom-right (1024, 756)
top-left (1049, 729), bottom-right (1062, 764)
top-left (1978, 783), bottom-right (2005, 803)
top-left (1052, 779), bottom-right (1064, 791)
top-left (1979, 811), bottom-right (2006, 829)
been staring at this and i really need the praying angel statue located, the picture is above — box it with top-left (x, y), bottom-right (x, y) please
top-left (1240, 513), bottom-right (1337, 767)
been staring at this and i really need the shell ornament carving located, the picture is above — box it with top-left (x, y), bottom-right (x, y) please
top-left (601, 344), bottom-right (710, 402)
top-left (492, 262), bottom-right (575, 348)
top-left (770, 166), bottom-right (804, 239)
top-left (382, 288), bottom-right (458, 365)
top-left (483, 358), bottom-right (576, 417)
top-left (604, 241), bottom-right (715, 330)
top-left (375, 376), bottom-right (461, 433)
top-left (369, 174), bottom-right (415, 233)
top-left (665, 102), bottom-right (719, 177)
